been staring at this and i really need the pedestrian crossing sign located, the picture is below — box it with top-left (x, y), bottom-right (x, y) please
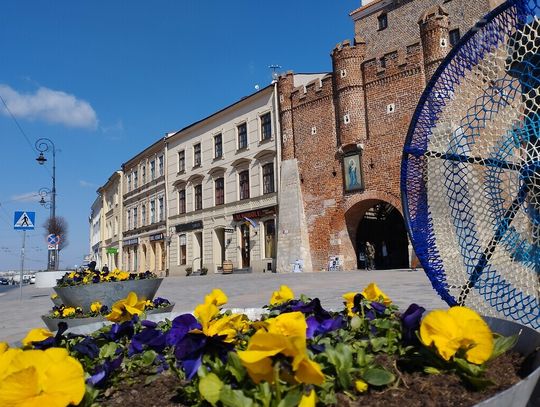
top-left (14, 211), bottom-right (35, 231)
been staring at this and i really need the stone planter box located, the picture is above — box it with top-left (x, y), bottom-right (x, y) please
top-left (41, 302), bottom-right (175, 331)
top-left (53, 278), bottom-right (163, 312)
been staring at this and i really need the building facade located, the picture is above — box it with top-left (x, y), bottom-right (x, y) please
top-left (122, 140), bottom-right (168, 274)
top-left (89, 195), bottom-right (103, 269)
top-left (166, 85), bottom-right (280, 276)
top-left (276, 0), bottom-right (502, 271)
top-left (97, 171), bottom-right (123, 270)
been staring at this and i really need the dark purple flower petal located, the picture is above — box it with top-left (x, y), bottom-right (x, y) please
top-left (142, 320), bottom-right (157, 328)
top-left (306, 316), bottom-right (319, 339)
top-left (401, 303), bottom-right (425, 343)
top-left (73, 337), bottom-right (100, 359)
top-left (167, 314), bottom-right (201, 346)
top-left (87, 355), bottom-right (123, 388)
top-left (31, 337), bottom-right (55, 350)
top-left (370, 301), bottom-right (387, 314)
top-left (182, 355), bottom-right (202, 380)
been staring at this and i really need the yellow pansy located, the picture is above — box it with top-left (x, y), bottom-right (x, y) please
top-left (299, 389), bottom-right (317, 407)
top-left (238, 312), bottom-right (324, 385)
top-left (420, 306), bottom-right (493, 364)
top-left (0, 342), bottom-right (8, 354)
top-left (106, 291), bottom-right (147, 322)
top-left (90, 301), bottom-right (102, 313)
top-left (117, 270), bottom-right (130, 281)
top-left (22, 328), bottom-right (53, 347)
top-left (270, 285), bottom-right (294, 305)
top-left (50, 293), bottom-right (58, 300)
top-left (343, 291), bottom-right (357, 316)
top-left (62, 307), bottom-right (76, 317)
top-left (0, 347), bottom-right (85, 407)
top-left (194, 301), bottom-right (220, 329)
top-left (266, 311), bottom-right (307, 338)
top-left (204, 288), bottom-right (228, 306)
top-left (202, 313), bottom-right (248, 342)
top-left (361, 282), bottom-right (392, 305)
top-left (355, 379), bottom-right (368, 392)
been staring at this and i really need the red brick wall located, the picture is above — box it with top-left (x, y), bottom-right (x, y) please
top-left (278, 0), bottom-right (498, 271)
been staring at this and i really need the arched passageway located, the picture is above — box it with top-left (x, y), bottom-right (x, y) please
top-left (356, 202), bottom-right (409, 270)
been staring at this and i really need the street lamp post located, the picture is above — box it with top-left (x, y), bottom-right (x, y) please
top-left (35, 138), bottom-right (57, 270)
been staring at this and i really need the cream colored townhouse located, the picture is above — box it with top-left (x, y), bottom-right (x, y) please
top-left (122, 139), bottom-right (168, 274)
top-left (166, 85), bottom-right (281, 275)
top-left (97, 171), bottom-right (124, 270)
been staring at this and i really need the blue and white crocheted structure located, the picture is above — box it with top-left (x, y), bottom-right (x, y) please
top-left (402, 0), bottom-right (540, 328)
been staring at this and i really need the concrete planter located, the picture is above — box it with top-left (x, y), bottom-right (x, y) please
top-left (54, 278), bottom-right (163, 312)
top-left (41, 302), bottom-right (175, 332)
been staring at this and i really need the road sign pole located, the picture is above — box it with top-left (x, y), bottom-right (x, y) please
top-left (19, 230), bottom-right (26, 301)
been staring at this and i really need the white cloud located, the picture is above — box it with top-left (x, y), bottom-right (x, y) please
top-left (79, 180), bottom-right (98, 188)
top-left (11, 192), bottom-right (39, 202)
top-left (0, 84), bottom-right (98, 129)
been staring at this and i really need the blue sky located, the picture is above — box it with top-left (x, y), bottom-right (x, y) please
top-left (0, 0), bottom-right (360, 270)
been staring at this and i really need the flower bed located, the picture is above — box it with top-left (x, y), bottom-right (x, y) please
top-left (1, 283), bottom-right (539, 406)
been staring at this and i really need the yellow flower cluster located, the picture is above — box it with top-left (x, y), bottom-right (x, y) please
top-left (238, 311), bottom-right (325, 385)
top-left (90, 301), bottom-right (102, 313)
top-left (270, 285), bottom-right (295, 305)
top-left (193, 289), bottom-right (248, 342)
top-left (420, 306), bottom-right (494, 364)
top-left (0, 342), bottom-right (85, 407)
top-left (343, 282), bottom-right (391, 316)
top-left (106, 292), bottom-right (147, 322)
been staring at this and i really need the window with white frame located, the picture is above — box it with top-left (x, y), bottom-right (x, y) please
top-left (262, 162), bottom-right (275, 194)
top-left (133, 207), bottom-right (138, 228)
top-left (178, 189), bottom-right (186, 214)
top-left (142, 165), bottom-right (146, 185)
top-left (158, 155), bottom-right (164, 176)
top-left (150, 200), bottom-right (156, 224)
top-left (178, 150), bottom-right (185, 172)
top-left (260, 112), bottom-right (272, 140)
top-left (215, 177), bottom-right (224, 206)
top-left (194, 184), bottom-right (203, 210)
top-left (150, 160), bottom-right (156, 180)
top-left (239, 170), bottom-right (250, 200)
top-left (214, 133), bottom-right (223, 159)
top-left (127, 174), bottom-right (132, 192)
top-left (237, 122), bottom-right (248, 149)
top-left (127, 209), bottom-right (132, 230)
top-left (194, 143), bottom-right (201, 167)
top-left (158, 196), bottom-right (164, 221)
top-left (141, 204), bottom-right (146, 226)
top-left (134, 170), bottom-right (139, 188)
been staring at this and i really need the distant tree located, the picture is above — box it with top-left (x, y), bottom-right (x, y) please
top-left (43, 216), bottom-right (69, 251)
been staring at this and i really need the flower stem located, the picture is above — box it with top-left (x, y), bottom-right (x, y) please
top-left (273, 361), bottom-right (282, 403)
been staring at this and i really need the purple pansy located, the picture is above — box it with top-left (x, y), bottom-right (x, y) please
top-left (87, 355), bottom-right (123, 387)
top-left (73, 337), bottom-right (100, 359)
top-left (306, 315), bottom-right (344, 339)
top-left (129, 326), bottom-right (167, 355)
top-left (401, 303), bottom-right (425, 343)
top-left (166, 314), bottom-right (201, 347)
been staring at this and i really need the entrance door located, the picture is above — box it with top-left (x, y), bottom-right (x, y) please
top-left (356, 202), bottom-right (409, 270)
top-left (240, 224), bottom-right (250, 268)
top-left (214, 228), bottom-right (226, 271)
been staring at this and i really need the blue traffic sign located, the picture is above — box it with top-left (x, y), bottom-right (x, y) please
top-left (47, 234), bottom-right (60, 245)
top-left (14, 211), bottom-right (35, 231)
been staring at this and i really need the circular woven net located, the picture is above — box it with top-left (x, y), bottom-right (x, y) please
top-left (402, 0), bottom-right (540, 329)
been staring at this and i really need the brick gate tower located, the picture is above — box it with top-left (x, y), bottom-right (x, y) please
top-left (276, 0), bottom-right (503, 272)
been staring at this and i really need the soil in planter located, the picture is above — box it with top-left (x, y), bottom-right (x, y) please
top-left (96, 352), bottom-right (526, 407)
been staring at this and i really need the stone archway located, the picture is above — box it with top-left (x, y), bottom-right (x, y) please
top-left (344, 193), bottom-right (409, 270)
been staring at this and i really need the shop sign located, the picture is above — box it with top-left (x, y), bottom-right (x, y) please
top-left (175, 220), bottom-right (203, 233)
top-left (149, 233), bottom-right (164, 241)
top-left (124, 238), bottom-right (139, 246)
top-left (106, 247), bottom-right (118, 254)
top-left (224, 227), bottom-right (234, 233)
top-left (232, 206), bottom-right (276, 222)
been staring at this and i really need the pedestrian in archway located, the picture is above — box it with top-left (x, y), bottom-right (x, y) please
top-left (365, 241), bottom-right (375, 271)
top-left (381, 241), bottom-right (389, 268)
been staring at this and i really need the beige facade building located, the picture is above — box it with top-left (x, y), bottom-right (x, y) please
top-left (122, 139), bottom-right (168, 274)
top-left (89, 195), bottom-right (103, 269)
top-left (166, 85), bottom-right (280, 276)
top-left (97, 171), bottom-right (124, 269)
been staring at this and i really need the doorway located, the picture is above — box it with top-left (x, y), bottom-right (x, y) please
top-left (193, 231), bottom-right (203, 271)
top-left (214, 228), bottom-right (226, 271)
top-left (356, 202), bottom-right (409, 270)
top-left (240, 223), bottom-right (250, 268)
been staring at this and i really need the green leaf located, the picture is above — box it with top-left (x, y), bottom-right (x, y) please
top-left (141, 350), bottom-right (157, 366)
top-left (220, 385), bottom-right (254, 407)
top-left (199, 372), bottom-right (224, 406)
top-left (454, 358), bottom-right (485, 377)
top-left (277, 389), bottom-right (302, 407)
top-left (99, 342), bottom-right (118, 359)
top-left (253, 382), bottom-right (272, 407)
top-left (490, 334), bottom-right (518, 360)
top-left (363, 367), bottom-right (395, 386)
top-left (226, 352), bottom-right (246, 382)
top-left (370, 337), bottom-right (387, 352)
top-left (424, 366), bottom-right (442, 374)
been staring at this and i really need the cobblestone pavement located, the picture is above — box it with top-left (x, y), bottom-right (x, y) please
top-left (0, 268), bottom-right (447, 344)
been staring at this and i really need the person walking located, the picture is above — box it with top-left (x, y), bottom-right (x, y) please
top-left (365, 241), bottom-right (375, 271)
